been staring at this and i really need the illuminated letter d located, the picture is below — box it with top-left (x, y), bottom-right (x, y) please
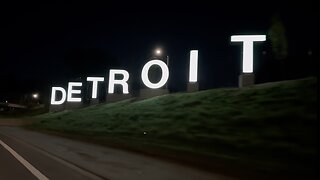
top-left (51, 87), bottom-right (66, 105)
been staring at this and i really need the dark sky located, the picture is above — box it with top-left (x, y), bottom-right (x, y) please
top-left (0, 1), bottom-right (316, 103)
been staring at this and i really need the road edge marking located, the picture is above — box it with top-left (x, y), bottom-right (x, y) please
top-left (0, 131), bottom-right (105, 180)
top-left (0, 139), bottom-right (49, 180)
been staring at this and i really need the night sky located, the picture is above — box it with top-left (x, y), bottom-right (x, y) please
top-left (0, 1), bottom-right (316, 103)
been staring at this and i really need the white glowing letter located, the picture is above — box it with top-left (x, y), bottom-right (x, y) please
top-left (67, 82), bottom-right (82, 102)
top-left (87, 77), bottom-right (104, 98)
top-left (108, 69), bottom-right (130, 94)
top-left (231, 35), bottom-right (266, 73)
top-left (50, 87), bottom-right (66, 105)
top-left (141, 60), bottom-right (169, 89)
top-left (189, 50), bottom-right (198, 82)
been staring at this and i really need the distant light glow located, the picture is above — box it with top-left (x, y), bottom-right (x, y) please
top-left (67, 82), bottom-right (82, 102)
top-left (141, 60), bottom-right (169, 89)
top-left (108, 69), bottom-right (130, 94)
top-left (5, 101), bottom-right (8, 103)
top-left (32, 93), bottom-right (39, 99)
top-left (231, 35), bottom-right (266, 73)
top-left (189, 50), bottom-right (198, 82)
top-left (51, 87), bottom-right (66, 105)
top-left (87, 77), bottom-right (104, 98)
top-left (156, 49), bottom-right (161, 55)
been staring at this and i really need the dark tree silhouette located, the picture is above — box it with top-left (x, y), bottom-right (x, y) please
top-left (268, 14), bottom-right (288, 80)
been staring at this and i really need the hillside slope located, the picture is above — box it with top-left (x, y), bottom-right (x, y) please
top-left (31, 78), bottom-right (317, 178)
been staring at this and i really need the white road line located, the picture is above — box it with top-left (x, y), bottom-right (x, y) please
top-left (0, 139), bottom-right (49, 180)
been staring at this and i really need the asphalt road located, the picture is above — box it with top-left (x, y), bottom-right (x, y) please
top-left (0, 144), bottom-right (37, 180)
top-left (0, 125), bottom-right (234, 180)
top-left (0, 129), bottom-right (99, 180)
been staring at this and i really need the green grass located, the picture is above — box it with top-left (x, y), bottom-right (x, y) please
top-left (30, 77), bottom-right (317, 178)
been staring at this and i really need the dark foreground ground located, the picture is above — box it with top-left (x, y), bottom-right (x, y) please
top-left (0, 126), bottom-right (233, 180)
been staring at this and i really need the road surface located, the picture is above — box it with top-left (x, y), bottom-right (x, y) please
top-left (0, 126), bottom-right (234, 180)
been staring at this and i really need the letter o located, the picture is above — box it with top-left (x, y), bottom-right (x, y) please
top-left (141, 60), bottom-right (169, 89)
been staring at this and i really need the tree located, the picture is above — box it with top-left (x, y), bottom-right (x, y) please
top-left (268, 14), bottom-right (288, 80)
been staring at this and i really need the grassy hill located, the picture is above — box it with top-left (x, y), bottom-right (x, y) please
top-left (30, 78), bottom-right (317, 179)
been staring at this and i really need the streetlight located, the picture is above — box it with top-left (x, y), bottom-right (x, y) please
top-left (32, 93), bottom-right (40, 105)
top-left (154, 48), bottom-right (169, 66)
top-left (154, 48), bottom-right (169, 89)
top-left (155, 49), bottom-right (161, 55)
top-left (32, 93), bottom-right (39, 99)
